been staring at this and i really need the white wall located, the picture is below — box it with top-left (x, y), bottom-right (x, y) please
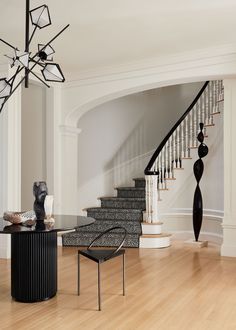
top-left (21, 83), bottom-right (46, 210)
top-left (77, 82), bottom-right (203, 212)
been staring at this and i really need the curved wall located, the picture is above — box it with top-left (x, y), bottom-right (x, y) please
top-left (77, 83), bottom-right (203, 212)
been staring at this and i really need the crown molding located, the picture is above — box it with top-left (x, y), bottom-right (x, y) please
top-left (64, 43), bottom-right (236, 88)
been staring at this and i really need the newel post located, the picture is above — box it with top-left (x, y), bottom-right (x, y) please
top-left (144, 175), bottom-right (159, 223)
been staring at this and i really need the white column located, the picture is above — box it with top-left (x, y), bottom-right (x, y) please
top-left (45, 86), bottom-right (63, 214)
top-left (0, 68), bottom-right (21, 259)
top-left (221, 79), bottom-right (236, 257)
top-left (60, 125), bottom-right (82, 215)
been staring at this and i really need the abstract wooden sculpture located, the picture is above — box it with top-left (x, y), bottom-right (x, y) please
top-left (193, 123), bottom-right (208, 241)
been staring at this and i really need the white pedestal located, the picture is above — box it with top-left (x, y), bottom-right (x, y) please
top-left (184, 239), bottom-right (208, 248)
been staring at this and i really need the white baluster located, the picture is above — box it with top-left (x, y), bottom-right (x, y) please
top-left (181, 121), bottom-right (185, 161)
top-left (219, 80), bottom-right (224, 101)
top-left (145, 176), bottom-right (151, 223)
top-left (161, 150), bottom-right (165, 189)
top-left (189, 111), bottom-right (193, 148)
top-left (197, 99), bottom-right (201, 132)
top-left (209, 81), bottom-right (213, 115)
top-left (206, 86), bottom-right (210, 126)
top-left (176, 126), bottom-right (180, 167)
top-left (185, 116), bottom-right (189, 157)
top-left (158, 156), bottom-right (161, 188)
top-left (213, 80), bottom-right (217, 114)
top-left (199, 90), bottom-right (205, 126)
top-left (172, 130), bottom-right (176, 168)
top-left (168, 136), bottom-right (173, 178)
top-left (165, 143), bottom-right (168, 182)
top-left (193, 105), bottom-right (198, 147)
top-left (216, 80), bottom-right (220, 113)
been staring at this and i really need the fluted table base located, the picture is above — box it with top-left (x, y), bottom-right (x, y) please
top-left (11, 232), bottom-right (57, 302)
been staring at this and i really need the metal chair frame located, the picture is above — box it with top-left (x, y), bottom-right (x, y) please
top-left (78, 226), bottom-right (127, 311)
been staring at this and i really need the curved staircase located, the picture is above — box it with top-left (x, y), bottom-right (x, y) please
top-left (63, 80), bottom-right (224, 249)
top-left (62, 178), bottom-right (144, 247)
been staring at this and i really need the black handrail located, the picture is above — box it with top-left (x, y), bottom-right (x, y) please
top-left (144, 81), bottom-right (209, 175)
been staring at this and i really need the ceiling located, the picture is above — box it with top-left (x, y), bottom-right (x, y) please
top-left (1, 0), bottom-right (236, 80)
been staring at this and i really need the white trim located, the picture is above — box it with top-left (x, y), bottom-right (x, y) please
top-left (60, 125), bottom-right (82, 136)
top-left (65, 43), bottom-right (236, 84)
top-left (161, 213), bottom-right (223, 241)
top-left (64, 46), bottom-right (236, 127)
top-left (162, 208), bottom-right (223, 219)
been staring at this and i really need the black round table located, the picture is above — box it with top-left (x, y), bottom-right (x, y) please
top-left (0, 215), bottom-right (95, 303)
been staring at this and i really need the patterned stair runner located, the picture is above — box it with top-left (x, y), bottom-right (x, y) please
top-left (62, 178), bottom-right (145, 248)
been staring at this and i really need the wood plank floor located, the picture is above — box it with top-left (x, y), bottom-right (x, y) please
top-left (1, 241), bottom-right (236, 330)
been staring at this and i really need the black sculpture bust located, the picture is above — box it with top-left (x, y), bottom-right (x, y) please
top-left (33, 181), bottom-right (48, 221)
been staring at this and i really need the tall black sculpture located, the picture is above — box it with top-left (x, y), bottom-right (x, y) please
top-left (33, 181), bottom-right (48, 222)
top-left (193, 123), bottom-right (208, 241)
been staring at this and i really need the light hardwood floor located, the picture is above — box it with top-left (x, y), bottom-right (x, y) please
top-left (1, 241), bottom-right (236, 330)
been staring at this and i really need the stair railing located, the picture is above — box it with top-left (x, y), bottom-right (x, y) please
top-left (144, 80), bottom-right (224, 223)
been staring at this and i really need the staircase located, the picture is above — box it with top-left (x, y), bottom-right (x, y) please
top-left (63, 80), bottom-right (223, 249)
top-left (62, 178), bottom-right (144, 247)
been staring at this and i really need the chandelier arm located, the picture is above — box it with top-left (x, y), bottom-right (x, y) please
top-left (3, 58), bottom-right (41, 105)
top-left (29, 58), bottom-right (45, 68)
top-left (31, 24), bottom-right (70, 60)
top-left (8, 66), bottom-right (21, 85)
top-left (28, 26), bottom-right (37, 47)
top-left (0, 38), bottom-right (17, 51)
top-left (29, 70), bottom-right (50, 88)
top-left (2, 75), bottom-right (26, 105)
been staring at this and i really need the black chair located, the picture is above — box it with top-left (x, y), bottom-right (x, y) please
top-left (78, 226), bottom-right (127, 311)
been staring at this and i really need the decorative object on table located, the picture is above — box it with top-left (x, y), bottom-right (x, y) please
top-left (33, 181), bottom-right (48, 221)
top-left (0, 0), bottom-right (69, 113)
top-left (192, 123), bottom-right (208, 242)
top-left (44, 195), bottom-right (54, 222)
top-left (3, 210), bottom-right (36, 224)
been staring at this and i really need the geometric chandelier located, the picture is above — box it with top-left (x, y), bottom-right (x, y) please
top-left (0, 0), bottom-right (69, 113)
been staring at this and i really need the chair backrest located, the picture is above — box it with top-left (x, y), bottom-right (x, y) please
top-left (87, 226), bottom-right (127, 260)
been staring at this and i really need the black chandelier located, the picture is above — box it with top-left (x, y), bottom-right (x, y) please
top-left (0, 0), bottom-right (69, 113)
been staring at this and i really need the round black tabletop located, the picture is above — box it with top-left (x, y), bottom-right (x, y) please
top-left (0, 215), bottom-right (95, 234)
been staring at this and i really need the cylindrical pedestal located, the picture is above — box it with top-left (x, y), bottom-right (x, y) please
top-left (11, 231), bottom-right (57, 302)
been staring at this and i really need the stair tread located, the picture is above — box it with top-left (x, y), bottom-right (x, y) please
top-left (142, 222), bottom-right (163, 225)
top-left (85, 207), bottom-right (143, 213)
top-left (65, 231), bottom-right (140, 235)
top-left (141, 233), bottom-right (171, 238)
top-left (115, 187), bottom-right (145, 190)
top-left (99, 197), bottom-right (145, 201)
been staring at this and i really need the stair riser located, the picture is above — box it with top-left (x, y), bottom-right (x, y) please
top-left (62, 233), bottom-right (139, 248)
top-left (87, 210), bottom-right (143, 221)
top-left (101, 200), bottom-right (146, 210)
top-left (117, 189), bottom-right (145, 198)
top-left (134, 179), bottom-right (145, 188)
top-left (77, 220), bottom-right (142, 234)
